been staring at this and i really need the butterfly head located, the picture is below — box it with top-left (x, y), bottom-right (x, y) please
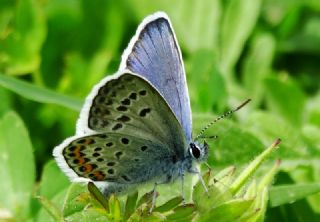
top-left (189, 141), bottom-right (209, 162)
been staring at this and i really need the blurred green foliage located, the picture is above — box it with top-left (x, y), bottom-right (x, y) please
top-left (0, 0), bottom-right (320, 221)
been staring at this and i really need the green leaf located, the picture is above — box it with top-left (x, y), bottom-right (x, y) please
top-left (1, 0), bottom-right (46, 74)
top-left (36, 196), bottom-right (64, 222)
top-left (36, 187), bottom-right (69, 222)
top-left (88, 182), bottom-right (109, 212)
top-left (65, 207), bottom-right (110, 222)
top-left (170, 0), bottom-right (221, 52)
top-left (242, 33), bottom-right (276, 107)
top-left (166, 204), bottom-right (195, 221)
top-left (266, 196), bottom-right (320, 222)
top-left (229, 139), bottom-right (280, 195)
top-left (209, 166), bottom-right (236, 192)
top-left (264, 76), bottom-right (306, 127)
top-left (278, 16), bottom-right (320, 53)
top-left (193, 171), bottom-right (231, 212)
top-left (198, 185), bottom-right (232, 213)
top-left (257, 160), bottom-right (281, 191)
top-left (127, 0), bottom-right (221, 52)
top-left (0, 74), bottom-right (82, 111)
top-left (39, 160), bottom-right (69, 199)
top-left (136, 191), bottom-right (153, 209)
top-left (198, 199), bottom-right (254, 222)
top-left (269, 183), bottom-right (320, 207)
top-left (61, 3), bottom-right (125, 93)
top-left (243, 161), bottom-right (280, 222)
top-left (244, 111), bottom-right (309, 157)
top-left (303, 124), bottom-right (320, 151)
top-left (124, 191), bottom-right (138, 220)
top-left (220, 0), bottom-right (262, 75)
top-left (238, 192), bottom-right (266, 222)
top-left (0, 111), bottom-right (35, 220)
top-left (63, 183), bottom-right (90, 217)
top-left (246, 188), bottom-right (268, 222)
top-left (108, 194), bottom-right (121, 222)
top-left (140, 212), bottom-right (166, 222)
top-left (154, 196), bottom-right (183, 213)
top-left (188, 50), bottom-right (227, 113)
top-left (0, 87), bottom-right (12, 116)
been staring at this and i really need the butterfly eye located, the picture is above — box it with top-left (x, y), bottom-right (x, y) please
top-left (190, 143), bottom-right (201, 159)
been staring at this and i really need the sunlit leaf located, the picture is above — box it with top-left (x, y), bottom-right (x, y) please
top-left (154, 196), bottom-right (183, 213)
top-left (0, 112), bottom-right (35, 220)
top-left (63, 183), bottom-right (89, 217)
top-left (269, 183), bottom-right (320, 207)
top-left (0, 74), bottom-right (82, 111)
top-left (264, 76), bottom-right (306, 127)
top-left (1, 0), bottom-right (46, 74)
top-left (220, 0), bottom-right (262, 75)
top-left (124, 191), bottom-right (138, 220)
top-left (39, 160), bottom-right (69, 199)
top-left (88, 182), bottom-right (109, 212)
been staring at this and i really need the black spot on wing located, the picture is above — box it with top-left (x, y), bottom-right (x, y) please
top-left (139, 108), bottom-right (151, 117)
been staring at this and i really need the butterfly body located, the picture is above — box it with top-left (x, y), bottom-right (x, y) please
top-left (53, 12), bottom-right (209, 203)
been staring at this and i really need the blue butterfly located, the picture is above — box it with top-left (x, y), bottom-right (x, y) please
top-left (53, 11), bottom-right (249, 212)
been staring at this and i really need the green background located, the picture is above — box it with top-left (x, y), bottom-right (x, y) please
top-left (0, 0), bottom-right (320, 221)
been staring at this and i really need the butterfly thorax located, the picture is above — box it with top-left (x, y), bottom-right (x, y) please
top-left (151, 140), bottom-right (209, 184)
top-left (130, 149), bottom-right (194, 185)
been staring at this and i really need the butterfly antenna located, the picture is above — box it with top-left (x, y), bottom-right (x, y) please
top-left (197, 135), bottom-right (219, 140)
top-left (195, 99), bottom-right (251, 141)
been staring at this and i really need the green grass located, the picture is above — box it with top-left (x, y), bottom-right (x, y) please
top-left (0, 0), bottom-right (320, 221)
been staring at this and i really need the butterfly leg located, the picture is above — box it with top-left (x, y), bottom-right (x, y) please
top-left (150, 182), bottom-right (158, 213)
top-left (189, 168), bottom-right (209, 195)
top-left (149, 176), bottom-right (173, 213)
top-left (179, 169), bottom-right (186, 205)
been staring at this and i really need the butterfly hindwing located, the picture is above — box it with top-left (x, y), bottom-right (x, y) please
top-left (61, 133), bottom-right (175, 184)
top-left (120, 12), bottom-right (192, 141)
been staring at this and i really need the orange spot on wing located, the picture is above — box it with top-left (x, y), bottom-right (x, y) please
top-left (73, 146), bottom-right (81, 158)
top-left (84, 139), bottom-right (94, 145)
top-left (82, 164), bottom-right (93, 173)
top-left (72, 146), bottom-right (85, 158)
top-left (93, 171), bottom-right (105, 181)
top-left (78, 158), bottom-right (85, 165)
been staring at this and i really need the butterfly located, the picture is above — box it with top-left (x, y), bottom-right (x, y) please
top-left (53, 11), bottom-right (250, 211)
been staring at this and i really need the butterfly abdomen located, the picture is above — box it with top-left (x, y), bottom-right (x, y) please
top-left (151, 155), bottom-right (193, 184)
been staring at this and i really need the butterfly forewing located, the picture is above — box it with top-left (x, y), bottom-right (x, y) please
top-left (86, 73), bottom-right (184, 149)
top-left (121, 13), bottom-right (192, 141)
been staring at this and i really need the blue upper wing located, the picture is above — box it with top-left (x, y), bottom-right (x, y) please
top-left (120, 12), bottom-right (192, 141)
